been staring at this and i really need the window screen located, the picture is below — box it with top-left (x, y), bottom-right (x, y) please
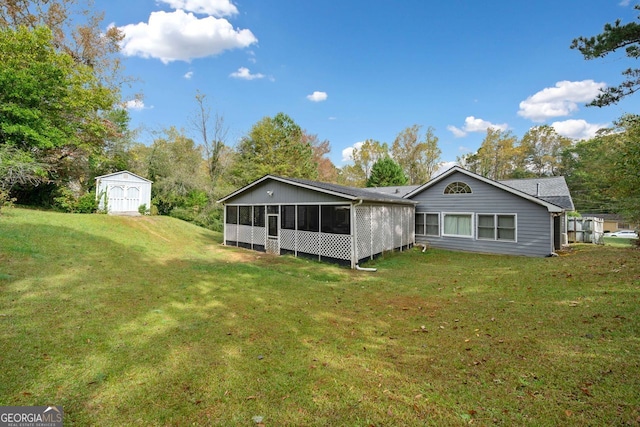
top-left (298, 205), bottom-right (319, 232)
top-left (321, 205), bottom-right (350, 234)
top-left (281, 205), bottom-right (295, 229)
top-left (226, 205), bottom-right (238, 224)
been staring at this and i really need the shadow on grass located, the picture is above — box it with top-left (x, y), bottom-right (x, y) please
top-left (2, 219), bottom-right (640, 425)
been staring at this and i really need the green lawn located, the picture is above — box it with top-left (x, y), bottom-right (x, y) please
top-left (1, 208), bottom-right (639, 426)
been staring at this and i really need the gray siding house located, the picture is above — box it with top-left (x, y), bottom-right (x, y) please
top-left (406, 166), bottom-right (569, 257)
top-left (217, 175), bottom-right (416, 268)
top-left (219, 167), bottom-right (574, 266)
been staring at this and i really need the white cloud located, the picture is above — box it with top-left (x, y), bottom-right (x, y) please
top-left (184, 71), bottom-right (194, 79)
top-left (307, 91), bottom-right (328, 102)
top-left (119, 9), bottom-right (257, 63)
top-left (517, 80), bottom-right (606, 122)
top-left (447, 116), bottom-right (508, 137)
top-left (447, 125), bottom-right (467, 138)
top-left (551, 119), bottom-right (608, 140)
top-left (158, 0), bottom-right (238, 17)
top-left (619, 0), bottom-right (631, 6)
top-left (341, 141), bottom-right (364, 162)
top-left (124, 99), bottom-right (146, 111)
top-left (229, 67), bottom-right (264, 80)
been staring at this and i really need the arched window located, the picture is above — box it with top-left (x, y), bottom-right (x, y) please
top-left (444, 181), bottom-right (472, 194)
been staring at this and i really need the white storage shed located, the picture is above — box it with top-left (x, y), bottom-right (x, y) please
top-left (95, 171), bottom-right (152, 215)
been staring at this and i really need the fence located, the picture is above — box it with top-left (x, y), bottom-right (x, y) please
top-left (567, 217), bottom-right (604, 244)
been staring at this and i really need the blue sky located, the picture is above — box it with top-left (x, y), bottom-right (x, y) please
top-left (103, 0), bottom-right (640, 168)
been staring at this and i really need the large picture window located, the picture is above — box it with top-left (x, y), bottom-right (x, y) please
top-left (298, 205), bottom-right (319, 232)
top-left (321, 205), bottom-right (350, 234)
top-left (443, 213), bottom-right (473, 237)
top-left (477, 214), bottom-right (516, 241)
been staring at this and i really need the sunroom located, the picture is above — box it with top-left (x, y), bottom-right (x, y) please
top-left (218, 175), bottom-right (416, 268)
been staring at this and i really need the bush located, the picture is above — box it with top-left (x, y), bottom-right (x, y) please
top-left (53, 188), bottom-right (97, 213)
top-left (0, 188), bottom-right (16, 214)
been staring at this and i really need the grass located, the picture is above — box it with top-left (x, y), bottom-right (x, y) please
top-left (1, 207), bottom-right (639, 426)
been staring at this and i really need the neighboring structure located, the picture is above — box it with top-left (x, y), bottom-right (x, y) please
top-left (406, 167), bottom-right (572, 257)
top-left (217, 175), bottom-right (416, 268)
top-left (582, 213), bottom-right (638, 234)
top-left (95, 171), bottom-right (152, 215)
top-left (219, 167), bottom-right (575, 266)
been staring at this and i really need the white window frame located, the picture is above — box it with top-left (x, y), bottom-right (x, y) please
top-left (476, 213), bottom-right (517, 242)
top-left (442, 212), bottom-right (474, 238)
top-left (415, 212), bottom-right (441, 236)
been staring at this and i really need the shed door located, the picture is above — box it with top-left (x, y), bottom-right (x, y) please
top-left (108, 185), bottom-right (125, 212)
top-left (108, 185), bottom-right (141, 212)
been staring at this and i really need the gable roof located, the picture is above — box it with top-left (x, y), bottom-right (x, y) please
top-left (405, 166), bottom-right (565, 213)
top-left (94, 170), bottom-right (152, 183)
top-left (499, 176), bottom-right (574, 211)
top-left (217, 175), bottom-right (417, 205)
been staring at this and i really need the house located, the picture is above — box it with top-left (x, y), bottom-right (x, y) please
top-left (407, 166), bottom-right (572, 257)
top-left (217, 175), bottom-right (416, 268)
top-left (218, 167), bottom-right (575, 267)
top-left (95, 171), bottom-right (152, 215)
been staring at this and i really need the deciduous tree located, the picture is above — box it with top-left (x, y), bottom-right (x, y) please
top-left (233, 113), bottom-right (317, 184)
top-left (391, 125), bottom-right (441, 184)
top-left (520, 125), bottom-right (572, 176)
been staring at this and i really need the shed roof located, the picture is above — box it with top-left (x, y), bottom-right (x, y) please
top-left (405, 166), bottom-right (565, 213)
top-left (94, 170), bottom-right (152, 183)
top-left (217, 175), bottom-right (417, 205)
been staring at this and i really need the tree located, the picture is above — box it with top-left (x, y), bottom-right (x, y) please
top-left (233, 113), bottom-right (317, 184)
top-left (561, 131), bottom-right (618, 214)
top-left (458, 128), bottom-right (519, 180)
top-left (609, 114), bottom-right (640, 224)
top-left (520, 125), bottom-right (572, 176)
top-left (0, 0), bottom-right (126, 96)
top-left (303, 131), bottom-right (338, 183)
top-left (190, 91), bottom-right (228, 184)
top-left (144, 127), bottom-right (207, 216)
top-left (391, 125), bottom-right (442, 184)
top-left (366, 157), bottom-right (408, 187)
top-left (571, 5), bottom-right (640, 106)
top-left (338, 139), bottom-right (388, 187)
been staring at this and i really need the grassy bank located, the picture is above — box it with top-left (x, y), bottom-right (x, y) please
top-left (1, 208), bottom-right (639, 425)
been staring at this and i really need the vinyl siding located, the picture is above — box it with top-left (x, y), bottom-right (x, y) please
top-left (411, 172), bottom-right (554, 257)
top-left (224, 179), bottom-right (348, 205)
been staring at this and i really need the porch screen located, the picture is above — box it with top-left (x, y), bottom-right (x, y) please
top-left (321, 205), bottom-right (350, 234)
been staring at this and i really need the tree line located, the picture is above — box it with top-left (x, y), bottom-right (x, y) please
top-left (1, 1), bottom-right (639, 228)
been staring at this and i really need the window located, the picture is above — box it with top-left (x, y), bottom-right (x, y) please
top-left (443, 213), bottom-right (473, 237)
top-left (477, 214), bottom-right (516, 241)
top-left (477, 215), bottom-right (495, 239)
top-left (426, 213), bottom-right (440, 236)
top-left (497, 215), bottom-right (516, 241)
top-left (281, 205), bottom-right (295, 230)
top-left (298, 205), bottom-right (319, 232)
top-left (267, 205), bottom-right (279, 215)
top-left (321, 205), bottom-right (350, 234)
top-left (444, 181), bottom-right (472, 194)
top-left (226, 205), bottom-right (238, 224)
top-left (415, 213), bottom-right (425, 235)
top-left (253, 206), bottom-right (265, 227)
top-left (239, 206), bottom-right (252, 225)
top-left (416, 213), bottom-right (440, 236)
